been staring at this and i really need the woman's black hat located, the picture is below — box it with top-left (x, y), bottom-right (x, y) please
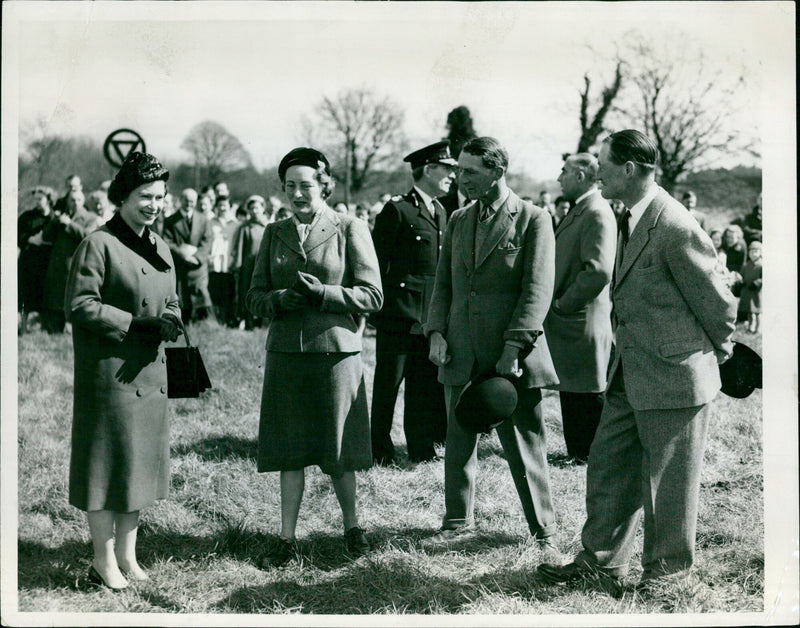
top-left (278, 147), bottom-right (331, 182)
top-left (108, 152), bottom-right (169, 206)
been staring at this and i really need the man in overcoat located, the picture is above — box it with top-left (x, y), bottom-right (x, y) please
top-left (538, 130), bottom-right (737, 588)
top-left (370, 140), bottom-right (457, 464)
top-left (423, 136), bottom-right (560, 547)
top-left (544, 153), bottom-right (617, 462)
top-left (162, 188), bottom-right (214, 322)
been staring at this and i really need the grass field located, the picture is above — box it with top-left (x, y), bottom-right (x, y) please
top-left (15, 319), bottom-right (763, 617)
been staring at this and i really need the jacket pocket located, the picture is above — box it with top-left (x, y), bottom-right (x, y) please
top-left (659, 339), bottom-right (702, 358)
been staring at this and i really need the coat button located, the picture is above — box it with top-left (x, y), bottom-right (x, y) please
top-left (141, 267), bottom-right (147, 275)
top-left (400, 282), bottom-right (405, 288)
top-left (136, 389), bottom-right (143, 397)
top-left (142, 298), bottom-right (149, 307)
top-left (160, 386), bottom-right (167, 394)
top-left (470, 291), bottom-right (476, 297)
top-left (415, 235), bottom-right (421, 241)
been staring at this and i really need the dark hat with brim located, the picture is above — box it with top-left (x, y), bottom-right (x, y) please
top-left (404, 140), bottom-right (458, 170)
top-left (719, 341), bottom-right (762, 398)
top-left (108, 152), bottom-right (169, 206)
top-left (278, 147), bottom-right (331, 182)
top-left (455, 368), bottom-right (518, 434)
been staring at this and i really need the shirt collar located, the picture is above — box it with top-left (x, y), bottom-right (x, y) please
top-left (413, 185), bottom-right (436, 216)
top-left (574, 187), bottom-right (599, 207)
top-left (480, 189), bottom-right (510, 213)
top-left (627, 183), bottom-right (660, 235)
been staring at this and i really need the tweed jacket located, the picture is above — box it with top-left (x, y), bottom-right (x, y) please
top-left (610, 187), bottom-right (736, 410)
top-left (370, 188), bottom-right (447, 333)
top-left (424, 190), bottom-right (559, 389)
top-left (162, 210), bottom-right (211, 270)
top-left (544, 189), bottom-right (616, 392)
top-left (246, 206), bottom-right (383, 354)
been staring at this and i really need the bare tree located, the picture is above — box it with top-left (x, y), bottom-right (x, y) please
top-left (573, 33), bottom-right (754, 192)
top-left (576, 61), bottom-right (623, 154)
top-left (181, 121), bottom-right (252, 184)
top-left (619, 33), bottom-right (751, 192)
top-left (301, 88), bottom-right (406, 203)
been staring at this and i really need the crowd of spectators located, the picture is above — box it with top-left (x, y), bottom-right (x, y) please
top-left (16, 174), bottom-right (762, 336)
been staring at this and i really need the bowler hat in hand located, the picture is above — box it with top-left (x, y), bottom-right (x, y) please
top-left (455, 368), bottom-right (518, 434)
top-left (719, 341), bottom-right (762, 398)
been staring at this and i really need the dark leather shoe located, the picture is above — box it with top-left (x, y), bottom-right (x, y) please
top-left (537, 561), bottom-right (619, 584)
top-left (344, 526), bottom-right (371, 557)
top-left (259, 536), bottom-right (299, 569)
top-left (86, 565), bottom-right (128, 591)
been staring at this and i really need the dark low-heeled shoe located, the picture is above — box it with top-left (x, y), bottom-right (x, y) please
top-left (87, 565), bottom-right (128, 592)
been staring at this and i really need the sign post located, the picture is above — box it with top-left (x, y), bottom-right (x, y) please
top-left (103, 129), bottom-right (146, 168)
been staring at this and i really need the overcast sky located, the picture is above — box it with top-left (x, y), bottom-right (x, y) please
top-left (6, 1), bottom-right (781, 181)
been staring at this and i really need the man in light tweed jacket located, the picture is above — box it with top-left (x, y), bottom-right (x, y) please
top-left (538, 130), bottom-right (737, 589)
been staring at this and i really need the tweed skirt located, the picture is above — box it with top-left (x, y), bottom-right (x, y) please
top-left (257, 351), bottom-right (372, 476)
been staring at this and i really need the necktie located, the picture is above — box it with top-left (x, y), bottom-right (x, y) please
top-left (479, 203), bottom-right (492, 222)
top-left (617, 209), bottom-right (631, 268)
top-left (620, 209), bottom-right (631, 246)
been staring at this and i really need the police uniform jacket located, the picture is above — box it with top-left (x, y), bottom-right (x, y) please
top-left (371, 188), bottom-right (446, 333)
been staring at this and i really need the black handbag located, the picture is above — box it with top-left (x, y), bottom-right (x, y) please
top-left (165, 324), bottom-right (212, 398)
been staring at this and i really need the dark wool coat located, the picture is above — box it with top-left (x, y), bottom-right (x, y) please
top-left (65, 223), bottom-right (181, 512)
top-left (43, 208), bottom-right (100, 311)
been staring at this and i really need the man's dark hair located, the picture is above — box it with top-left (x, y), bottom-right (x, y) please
top-left (603, 130), bottom-right (659, 170)
top-left (462, 136), bottom-right (508, 172)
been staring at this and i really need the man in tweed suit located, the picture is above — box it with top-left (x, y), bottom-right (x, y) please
top-left (544, 153), bottom-right (617, 462)
top-left (538, 130), bottom-right (737, 588)
top-left (423, 137), bottom-right (559, 548)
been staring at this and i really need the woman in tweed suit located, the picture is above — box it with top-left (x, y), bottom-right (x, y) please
top-left (246, 148), bottom-right (383, 568)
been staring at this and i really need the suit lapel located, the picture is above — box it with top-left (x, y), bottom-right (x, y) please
top-left (554, 198), bottom-right (585, 238)
top-left (274, 217), bottom-right (304, 255)
top-left (460, 201), bottom-right (478, 271)
top-left (410, 189), bottom-right (438, 229)
top-left (190, 213), bottom-right (205, 246)
top-left (475, 192), bottom-right (519, 269)
top-left (615, 195), bottom-right (664, 285)
top-left (302, 206), bottom-right (338, 253)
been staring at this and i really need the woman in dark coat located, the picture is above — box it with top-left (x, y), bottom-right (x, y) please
top-left (246, 148), bottom-right (383, 568)
top-left (65, 152), bottom-right (181, 590)
top-left (17, 186), bottom-right (56, 332)
top-left (43, 189), bottom-right (100, 333)
top-left (231, 195), bottom-right (271, 329)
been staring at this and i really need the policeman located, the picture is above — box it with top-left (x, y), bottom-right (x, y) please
top-left (370, 140), bottom-right (457, 464)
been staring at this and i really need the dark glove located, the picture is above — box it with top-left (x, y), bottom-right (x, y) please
top-left (292, 271), bottom-right (325, 306)
top-left (160, 313), bottom-right (183, 342)
top-left (277, 289), bottom-right (308, 312)
top-left (129, 316), bottom-right (175, 344)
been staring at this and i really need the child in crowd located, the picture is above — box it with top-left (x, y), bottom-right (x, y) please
top-left (722, 224), bottom-right (747, 274)
top-left (709, 228), bottom-right (738, 290)
top-left (738, 240), bottom-right (762, 333)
